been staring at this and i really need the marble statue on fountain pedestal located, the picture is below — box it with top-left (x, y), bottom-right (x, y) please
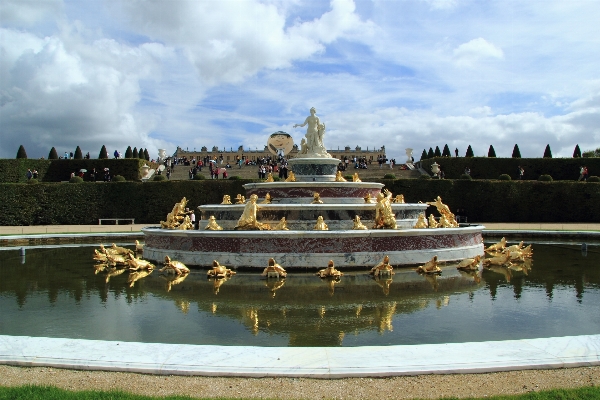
top-left (293, 107), bottom-right (332, 158)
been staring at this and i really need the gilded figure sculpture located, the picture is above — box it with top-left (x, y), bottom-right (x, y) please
top-left (414, 213), bottom-right (428, 228)
top-left (416, 256), bottom-right (441, 274)
top-left (235, 194), bottom-right (267, 230)
top-left (234, 194), bottom-right (245, 204)
top-left (93, 249), bottom-right (108, 263)
top-left (205, 216), bottom-right (223, 230)
top-left (207, 260), bottom-right (236, 278)
top-left (485, 237), bottom-right (507, 253)
top-left (221, 195), bottom-right (232, 205)
top-left (393, 194), bottom-right (405, 203)
top-left (426, 196), bottom-right (459, 227)
top-left (456, 255), bottom-right (481, 271)
top-left (160, 197), bottom-right (193, 229)
top-left (352, 215), bottom-right (368, 230)
top-left (285, 171), bottom-right (296, 182)
top-left (506, 241), bottom-right (524, 252)
top-left (311, 192), bottom-right (323, 204)
top-left (126, 253), bottom-right (155, 271)
top-left (482, 252), bottom-right (512, 267)
top-left (428, 214), bottom-right (439, 228)
top-left (261, 193), bottom-right (272, 204)
top-left (261, 258), bottom-right (287, 278)
top-left (105, 253), bottom-right (127, 267)
top-left (353, 173), bottom-right (361, 182)
top-left (363, 193), bottom-right (374, 203)
top-left (373, 189), bottom-right (397, 229)
top-left (266, 173), bottom-right (274, 182)
top-left (316, 260), bottom-right (344, 278)
top-left (314, 216), bottom-right (329, 230)
top-left (135, 240), bottom-right (144, 253)
top-left (370, 255), bottom-right (395, 277)
top-left (335, 171), bottom-right (347, 182)
top-left (438, 215), bottom-right (454, 228)
top-left (160, 256), bottom-right (190, 275)
top-left (274, 217), bottom-right (289, 230)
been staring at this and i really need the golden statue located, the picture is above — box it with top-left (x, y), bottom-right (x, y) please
top-left (93, 249), bottom-right (108, 263)
top-left (261, 258), bottom-right (287, 278)
top-left (274, 217), bottom-right (289, 230)
top-left (105, 253), bottom-right (127, 267)
top-left (335, 171), bottom-right (347, 182)
top-left (160, 197), bottom-right (191, 229)
top-left (482, 252), bottom-right (512, 267)
top-left (428, 214), bottom-right (439, 228)
top-left (205, 216), bottom-right (223, 230)
top-left (126, 253), bottom-right (155, 271)
top-left (456, 255), bottom-right (481, 271)
top-left (235, 194), bottom-right (267, 230)
top-left (221, 195), bottom-right (232, 205)
top-left (353, 172), bottom-right (361, 182)
top-left (507, 241), bottom-right (524, 252)
top-left (159, 256), bottom-right (190, 275)
top-left (234, 194), bottom-right (245, 204)
top-left (111, 243), bottom-right (133, 255)
top-left (426, 196), bottom-right (458, 227)
top-left (311, 192), bottom-right (323, 204)
top-left (177, 215), bottom-right (193, 230)
top-left (135, 240), bottom-right (144, 253)
top-left (352, 215), bottom-right (368, 230)
top-left (370, 255), bottom-right (394, 277)
top-left (285, 171), bottom-right (296, 182)
top-left (393, 194), bottom-right (405, 203)
top-left (207, 260), bottom-right (236, 278)
top-left (438, 215), bottom-right (455, 228)
top-left (314, 216), bottom-right (328, 230)
top-left (416, 256), bottom-right (441, 274)
top-left (316, 260), bottom-right (344, 278)
top-left (266, 173), bottom-right (274, 182)
top-left (363, 193), bottom-right (374, 203)
top-left (373, 189), bottom-right (397, 229)
top-left (485, 237), bottom-right (507, 253)
top-left (261, 193), bottom-right (272, 204)
top-left (414, 213), bottom-right (428, 228)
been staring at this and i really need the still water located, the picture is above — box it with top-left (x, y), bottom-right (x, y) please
top-left (1, 241), bottom-right (599, 347)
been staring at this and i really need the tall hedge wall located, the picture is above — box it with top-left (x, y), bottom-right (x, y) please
top-left (1, 179), bottom-right (599, 225)
top-left (420, 157), bottom-right (600, 181)
top-left (0, 159), bottom-right (156, 183)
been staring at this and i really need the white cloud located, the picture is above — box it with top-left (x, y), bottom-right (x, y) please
top-left (453, 38), bottom-right (504, 67)
top-left (0, 0), bottom-right (63, 27)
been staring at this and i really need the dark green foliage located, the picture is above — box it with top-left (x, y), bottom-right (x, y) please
top-left (26, 178), bottom-right (39, 184)
top-left (543, 144), bottom-right (553, 158)
top-left (139, 145), bottom-right (145, 158)
top-left (193, 174), bottom-right (205, 180)
top-left (465, 145), bottom-right (474, 157)
top-left (420, 149), bottom-right (428, 160)
top-left (144, 148), bottom-right (150, 160)
top-left (48, 147), bottom-right (58, 159)
top-left (69, 176), bottom-right (83, 183)
top-left (488, 145), bottom-right (497, 157)
top-left (419, 174), bottom-right (431, 180)
top-left (459, 174), bottom-right (472, 180)
top-left (442, 144), bottom-right (451, 157)
top-left (573, 144), bottom-right (582, 158)
top-left (74, 146), bottom-right (83, 159)
top-left (498, 174), bottom-right (511, 180)
top-left (228, 176), bottom-right (241, 180)
top-left (587, 176), bottom-right (600, 182)
top-left (99, 145), bottom-right (108, 159)
top-left (582, 147), bottom-right (600, 158)
top-left (427, 147), bottom-right (434, 158)
top-left (132, 147), bottom-right (139, 159)
top-left (112, 175), bottom-right (126, 182)
top-left (125, 146), bottom-right (133, 158)
top-left (434, 146), bottom-right (442, 157)
top-left (383, 173), bottom-right (396, 179)
top-left (152, 174), bottom-right (167, 181)
top-left (512, 144), bottom-right (522, 158)
top-left (538, 174), bottom-right (553, 181)
top-left (16, 145), bottom-right (27, 159)
top-left (344, 175), bottom-right (353, 181)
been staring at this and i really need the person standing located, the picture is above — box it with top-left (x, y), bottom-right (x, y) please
top-left (26, 169), bottom-right (33, 180)
top-left (454, 148), bottom-right (459, 157)
top-left (518, 166), bottom-right (524, 180)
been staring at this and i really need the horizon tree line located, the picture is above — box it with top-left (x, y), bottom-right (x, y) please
top-left (419, 144), bottom-right (598, 160)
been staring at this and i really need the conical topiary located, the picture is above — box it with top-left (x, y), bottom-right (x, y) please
top-left (132, 147), bottom-right (139, 159)
top-left (125, 146), bottom-right (133, 158)
top-left (48, 147), bottom-right (58, 159)
top-left (139, 145), bottom-right (145, 158)
top-left (99, 145), bottom-right (109, 159)
top-left (511, 144), bottom-right (521, 158)
top-left (427, 147), bottom-right (435, 159)
top-left (465, 145), bottom-right (474, 157)
top-left (16, 145), bottom-right (27, 159)
top-left (543, 144), bottom-right (552, 158)
top-left (143, 148), bottom-right (150, 160)
top-left (442, 144), bottom-right (451, 157)
top-left (573, 144), bottom-right (582, 158)
top-left (74, 146), bottom-right (83, 159)
top-left (487, 145), bottom-right (497, 157)
top-left (434, 146), bottom-right (442, 157)
top-left (420, 149), bottom-right (428, 160)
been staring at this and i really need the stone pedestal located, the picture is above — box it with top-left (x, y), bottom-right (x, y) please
top-left (287, 157), bottom-right (340, 182)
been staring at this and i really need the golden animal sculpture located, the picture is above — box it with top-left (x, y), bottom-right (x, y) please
top-left (363, 193), bottom-right (374, 203)
top-left (438, 215), bottom-right (455, 228)
top-left (335, 171), bottom-right (347, 182)
top-left (285, 171), bottom-right (296, 182)
top-left (234, 194), bottom-right (245, 204)
top-left (370, 255), bottom-right (394, 277)
top-left (105, 253), bottom-right (127, 267)
top-left (126, 253), bottom-right (155, 271)
top-left (274, 217), bottom-right (289, 230)
top-left (373, 189), bottom-right (397, 229)
top-left (160, 256), bottom-right (190, 275)
top-left (160, 197), bottom-right (193, 230)
top-left (482, 252), bottom-right (512, 267)
top-left (456, 255), bottom-right (481, 271)
top-left (235, 194), bottom-right (267, 230)
top-left (426, 196), bottom-right (459, 227)
top-left (314, 216), bottom-right (329, 230)
top-left (311, 192), bottom-right (324, 204)
top-left (261, 193), bottom-right (272, 204)
top-left (316, 260), bottom-right (344, 278)
top-left (485, 237), bottom-right (507, 253)
top-left (416, 256), bottom-right (441, 274)
top-left (266, 173), bottom-right (274, 182)
top-left (205, 216), bottom-right (223, 230)
top-left (353, 173), bottom-right (361, 182)
top-left (414, 213), bottom-right (428, 228)
top-left (393, 194), bottom-right (405, 203)
top-left (135, 240), bottom-right (144, 252)
top-left (428, 214), bottom-right (439, 228)
top-left (261, 258), bottom-right (287, 278)
top-left (352, 215), bottom-right (368, 230)
top-left (93, 249), bottom-right (108, 263)
top-left (207, 260), bottom-right (236, 278)
top-left (221, 195), bottom-right (232, 205)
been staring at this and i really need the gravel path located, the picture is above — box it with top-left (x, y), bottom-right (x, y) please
top-left (1, 365), bottom-right (599, 399)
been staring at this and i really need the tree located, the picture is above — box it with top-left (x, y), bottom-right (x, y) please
top-left (139, 145), bottom-right (145, 158)
top-left (420, 149), bottom-right (428, 160)
top-left (48, 147), bottom-right (58, 159)
top-left (143, 148), bottom-right (150, 160)
top-left (511, 144), bottom-right (522, 158)
top-left (487, 145), bottom-right (497, 157)
top-left (427, 147), bottom-right (435, 159)
top-left (74, 146), bottom-right (83, 159)
top-left (442, 144), bottom-right (451, 157)
top-left (125, 146), bottom-right (133, 158)
top-left (99, 145), bottom-right (108, 159)
top-left (132, 147), bottom-right (139, 159)
top-left (16, 145), bottom-right (27, 159)
top-left (582, 147), bottom-right (600, 158)
top-left (465, 145), bottom-right (474, 157)
top-left (543, 144), bottom-right (553, 158)
top-left (434, 146), bottom-right (442, 157)
top-left (573, 144), bottom-right (582, 158)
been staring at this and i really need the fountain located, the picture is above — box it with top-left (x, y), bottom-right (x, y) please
top-left (142, 108), bottom-right (484, 268)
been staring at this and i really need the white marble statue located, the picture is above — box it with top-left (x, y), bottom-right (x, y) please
top-left (293, 107), bottom-right (331, 158)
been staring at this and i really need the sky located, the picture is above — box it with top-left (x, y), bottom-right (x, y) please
top-left (1, 0), bottom-right (599, 160)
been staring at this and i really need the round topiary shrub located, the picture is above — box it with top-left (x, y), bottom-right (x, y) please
top-left (193, 174), bottom-right (205, 180)
top-left (587, 176), bottom-right (600, 182)
top-left (419, 174), bottom-right (431, 180)
top-left (112, 175), bottom-right (126, 182)
top-left (383, 173), bottom-right (396, 179)
top-left (538, 174), bottom-right (553, 182)
top-left (498, 174), bottom-right (512, 181)
top-left (152, 175), bottom-right (167, 181)
top-left (26, 178), bottom-right (39, 184)
top-left (344, 175), bottom-right (353, 181)
top-left (228, 175), bottom-right (241, 180)
top-left (459, 174), bottom-right (473, 180)
top-left (69, 176), bottom-right (84, 183)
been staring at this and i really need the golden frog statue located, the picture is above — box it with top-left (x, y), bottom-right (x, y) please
top-left (135, 240), bottom-right (144, 253)
top-left (207, 260), bottom-right (236, 278)
top-left (416, 256), bottom-right (441, 274)
top-left (316, 260), bottom-right (344, 278)
top-left (426, 196), bottom-right (458, 227)
top-left (393, 194), bottom-right (405, 203)
top-left (373, 189), bottom-right (397, 229)
top-left (352, 172), bottom-right (361, 182)
top-left (234, 194), bottom-right (245, 204)
top-left (363, 193), bottom-right (374, 203)
top-left (311, 192), bottom-right (323, 204)
top-left (205, 216), bottom-right (223, 230)
top-left (285, 171), bottom-right (296, 182)
top-left (235, 194), bottom-right (267, 230)
top-left (159, 256), bottom-right (190, 275)
top-left (352, 215), bottom-right (368, 230)
top-left (485, 237), bottom-right (507, 253)
top-left (261, 193), bottom-right (272, 204)
top-left (335, 171), bottom-right (347, 182)
top-left (456, 255), bottom-right (481, 271)
top-left (314, 216), bottom-right (329, 230)
top-left (438, 215), bottom-right (454, 228)
top-left (126, 253), bottom-right (155, 271)
top-left (261, 258), bottom-right (287, 278)
top-left (274, 217), bottom-right (289, 230)
top-left (370, 255), bottom-right (394, 277)
top-left (266, 173), bottom-right (274, 182)
top-left (414, 213), bottom-right (428, 228)
top-left (482, 252), bottom-right (512, 267)
top-left (160, 197), bottom-right (192, 229)
top-left (428, 214), bottom-right (439, 228)
top-left (221, 195), bottom-right (232, 205)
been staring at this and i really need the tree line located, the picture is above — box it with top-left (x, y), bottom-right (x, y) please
top-left (420, 144), bottom-right (598, 160)
top-left (15, 145), bottom-right (151, 161)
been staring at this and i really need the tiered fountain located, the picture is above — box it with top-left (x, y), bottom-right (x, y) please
top-left (142, 108), bottom-right (484, 268)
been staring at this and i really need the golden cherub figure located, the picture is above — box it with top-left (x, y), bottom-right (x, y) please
top-left (353, 172), bottom-right (361, 182)
top-left (221, 195), bottom-right (232, 205)
top-left (370, 255), bottom-right (394, 277)
top-left (393, 194), bottom-right (405, 203)
top-left (352, 215), bottom-right (368, 230)
top-left (205, 215), bottom-right (223, 230)
top-left (285, 171), bottom-right (296, 182)
top-left (261, 193), bottom-right (272, 204)
top-left (311, 192), bottom-right (324, 204)
top-left (274, 217), bottom-right (289, 230)
top-left (266, 173), bottom-right (274, 182)
top-left (335, 171), bottom-right (347, 182)
top-left (428, 214), bottom-right (439, 228)
top-left (414, 213), bottom-right (428, 228)
top-left (314, 216), bottom-right (329, 230)
top-left (234, 194), bottom-right (245, 204)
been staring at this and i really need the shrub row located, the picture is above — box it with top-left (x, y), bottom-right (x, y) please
top-left (1, 179), bottom-right (599, 225)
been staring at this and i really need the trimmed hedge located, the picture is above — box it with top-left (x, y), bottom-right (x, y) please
top-left (1, 179), bottom-right (599, 226)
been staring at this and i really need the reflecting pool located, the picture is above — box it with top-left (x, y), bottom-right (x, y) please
top-left (1, 241), bottom-right (599, 347)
